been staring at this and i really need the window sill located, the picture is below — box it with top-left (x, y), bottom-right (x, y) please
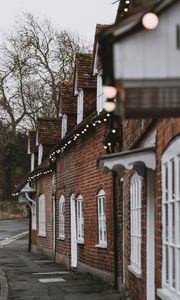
top-left (157, 288), bottom-right (180, 300)
top-left (128, 265), bottom-right (141, 279)
top-left (77, 240), bottom-right (84, 245)
top-left (38, 233), bottom-right (46, 238)
top-left (95, 243), bottom-right (107, 249)
top-left (58, 237), bottom-right (65, 241)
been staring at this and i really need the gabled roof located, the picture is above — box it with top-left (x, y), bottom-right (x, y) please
top-left (92, 24), bottom-right (112, 74)
top-left (74, 53), bottom-right (96, 93)
top-left (59, 81), bottom-right (77, 115)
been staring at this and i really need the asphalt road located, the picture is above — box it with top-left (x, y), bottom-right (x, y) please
top-left (0, 219), bottom-right (29, 241)
top-left (0, 218), bottom-right (121, 300)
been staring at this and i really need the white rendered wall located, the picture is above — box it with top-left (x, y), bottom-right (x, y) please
top-left (114, 1), bottom-right (180, 80)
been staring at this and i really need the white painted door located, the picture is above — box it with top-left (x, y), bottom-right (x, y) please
top-left (147, 170), bottom-right (155, 300)
top-left (70, 194), bottom-right (77, 268)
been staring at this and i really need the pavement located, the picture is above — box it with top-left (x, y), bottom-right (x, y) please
top-left (0, 219), bottom-right (121, 300)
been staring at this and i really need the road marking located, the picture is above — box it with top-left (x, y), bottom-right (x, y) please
top-left (33, 271), bottom-right (69, 275)
top-left (38, 278), bottom-right (66, 283)
top-left (0, 231), bottom-right (28, 248)
top-left (34, 260), bottom-right (52, 263)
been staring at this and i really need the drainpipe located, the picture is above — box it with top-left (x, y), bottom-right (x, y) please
top-left (28, 206), bottom-right (32, 252)
top-left (110, 113), bottom-right (123, 291)
top-left (52, 194), bottom-right (56, 261)
top-left (25, 193), bottom-right (36, 253)
top-left (112, 170), bottom-right (119, 290)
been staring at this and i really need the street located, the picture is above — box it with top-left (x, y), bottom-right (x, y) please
top-left (0, 219), bottom-right (121, 300)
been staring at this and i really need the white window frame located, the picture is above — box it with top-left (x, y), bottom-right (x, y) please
top-left (129, 172), bottom-right (142, 277)
top-left (38, 194), bottom-right (46, 237)
top-left (59, 195), bottom-right (65, 239)
top-left (77, 89), bottom-right (83, 124)
top-left (159, 137), bottom-right (180, 299)
top-left (31, 203), bottom-right (36, 230)
top-left (96, 190), bottom-right (107, 248)
top-left (76, 194), bottom-right (84, 243)
top-left (97, 71), bottom-right (104, 114)
top-left (38, 144), bottom-right (43, 165)
top-left (61, 114), bottom-right (67, 138)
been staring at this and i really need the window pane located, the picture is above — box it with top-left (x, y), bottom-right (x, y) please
top-left (172, 160), bottom-right (175, 200)
top-left (178, 249), bottom-right (180, 293)
top-left (165, 164), bottom-right (168, 202)
top-left (172, 247), bottom-right (176, 288)
top-left (165, 204), bottom-right (169, 242)
top-left (171, 203), bottom-right (175, 244)
top-left (165, 245), bottom-right (169, 284)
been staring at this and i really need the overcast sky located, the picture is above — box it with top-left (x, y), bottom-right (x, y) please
top-left (0, 0), bottom-right (119, 44)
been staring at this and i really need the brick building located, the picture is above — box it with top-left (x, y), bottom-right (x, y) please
top-left (15, 1), bottom-right (180, 299)
top-left (18, 50), bottom-right (121, 286)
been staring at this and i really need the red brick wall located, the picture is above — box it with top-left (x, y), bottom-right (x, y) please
top-left (35, 174), bottom-right (53, 252)
top-left (122, 119), bottom-right (154, 299)
top-left (55, 123), bottom-right (115, 274)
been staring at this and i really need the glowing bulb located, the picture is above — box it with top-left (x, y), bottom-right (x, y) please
top-left (103, 100), bottom-right (116, 112)
top-left (112, 129), bottom-right (116, 133)
top-left (108, 143), bottom-right (111, 146)
top-left (124, 7), bottom-right (128, 12)
top-left (126, 0), bottom-right (130, 4)
top-left (103, 85), bottom-right (117, 99)
top-left (142, 13), bottom-right (159, 30)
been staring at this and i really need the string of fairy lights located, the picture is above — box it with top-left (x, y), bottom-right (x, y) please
top-left (112, 0), bottom-right (132, 14)
top-left (49, 112), bottom-right (112, 160)
top-left (12, 112), bottom-right (119, 196)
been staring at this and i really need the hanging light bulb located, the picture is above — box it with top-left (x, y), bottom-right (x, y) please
top-left (103, 85), bottom-right (117, 99)
top-left (103, 99), bottom-right (116, 112)
top-left (142, 12), bottom-right (159, 30)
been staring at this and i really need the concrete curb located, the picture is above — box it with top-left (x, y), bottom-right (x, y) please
top-left (0, 268), bottom-right (8, 300)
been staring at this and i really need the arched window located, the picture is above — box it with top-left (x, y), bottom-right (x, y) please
top-left (76, 194), bottom-right (84, 242)
top-left (61, 114), bottom-right (67, 138)
top-left (130, 172), bottom-right (142, 276)
top-left (39, 194), bottom-right (46, 236)
top-left (59, 195), bottom-right (65, 239)
top-left (161, 136), bottom-right (180, 297)
top-left (97, 189), bottom-right (107, 247)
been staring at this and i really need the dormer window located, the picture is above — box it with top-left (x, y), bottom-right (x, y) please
top-left (77, 89), bottom-right (83, 124)
top-left (97, 71), bottom-right (104, 114)
top-left (38, 144), bottom-right (43, 165)
top-left (61, 114), bottom-right (67, 138)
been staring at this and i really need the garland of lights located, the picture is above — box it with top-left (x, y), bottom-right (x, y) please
top-left (13, 112), bottom-right (119, 196)
top-left (49, 112), bottom-right (116, 161)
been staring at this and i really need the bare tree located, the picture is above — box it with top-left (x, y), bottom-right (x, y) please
top-left (0, 13), bottom-right (90, 135)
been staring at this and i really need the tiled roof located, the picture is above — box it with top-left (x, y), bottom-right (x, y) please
top-left (28, 129), bottom-right (37, 153)
top-left (74, 53), bottom-right (96, 91)
top-left (59, 81), bottom-right (77, 115)
top-left (37, 118), bottom-right (60, 145)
